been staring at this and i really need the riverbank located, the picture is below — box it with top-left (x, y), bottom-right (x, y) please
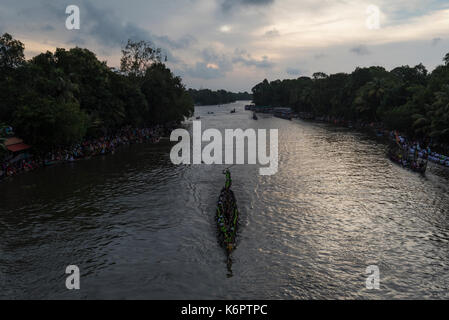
top-left (0, 125), bottom-right (171, 182)
top-left (293, 113), bottom-right (449, 168)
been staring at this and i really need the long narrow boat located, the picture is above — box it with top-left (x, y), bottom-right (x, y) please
top-left (388, 147), bottom-right (428, 174)
top-left (273, 108), bottom-right (293, 120)
top-left (216, 170), bottom-right (239, 256)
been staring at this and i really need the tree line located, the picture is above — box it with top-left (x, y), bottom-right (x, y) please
top-left (0, 34), bottom-right (194, 151)
top-left (188, 89), bottom-right (252, 106)
top-left (252, 55), bottom-right (449, 146)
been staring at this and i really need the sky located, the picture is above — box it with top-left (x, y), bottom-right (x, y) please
top-left (1, 0), bottom-right (449, 92)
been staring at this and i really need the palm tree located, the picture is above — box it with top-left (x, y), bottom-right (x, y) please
top-left (354, 78), bottom-right (386, 121)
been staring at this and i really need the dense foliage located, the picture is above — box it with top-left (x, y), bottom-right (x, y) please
top-left (0, 125), bottom-right (6, 156)
top-left (0, 34), bottom-right (194, 150)
top-left (188, 89), bottom-right (252, 106)
top-left (252, 57), bottom-right (449, 145)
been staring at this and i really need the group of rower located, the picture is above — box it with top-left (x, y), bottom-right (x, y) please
top-left (389, 131), bottom-right (430, 172)
top-left (298, 114), bottom-right (449, 168)
top-left (391, 132), bottom-right (429, 158)
top-left (0, 126), bottom-right (163, 182)
top-left (390, 132), bottom-right (449, 168)
top-left (216, 170), bottom-right (238, 252)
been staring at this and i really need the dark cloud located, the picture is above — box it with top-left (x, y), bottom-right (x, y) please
top-left (183, 47), bottom-right (274, 79)
top-left (184, 47), bottom-right (233, 79)
top-left (41, 24), bottom-right (55, 31)
top-left (67, 34), bottom-right (86, 46)
top-left (431, 37), bottom-right (442, 46)
top-left (221, 0), bottom-right (274, 12)
top-left (185, 62), bottom-right (228, 79)
top-left (202, 48), bottom-right (233, 70)
top-left (158, 34), bottom-right (197, 50)
top-left (350, 45), bottom-right (371, 56)
top-left (232, 49), bottom-right (274, 68)
top-left (78, 1), bottom-right (194, 50)
top-left (8, 0), bottom-right (194, 60)
top-left (57, 1), bottom-right (195, 64)
top-left (78, 1), bottom-right (149, 47)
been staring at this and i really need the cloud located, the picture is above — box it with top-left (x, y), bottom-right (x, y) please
top-left (350, 45), bottom-right (371, 56)
top-left (184, 47), bottom-right (234, 79)
top-left (183, 46), bottom-right (274, 79)
top-left (6, 0), bottom-right (194, 63)
top-left (78, 1), bottom-right (195, 51)
top-left (185, 61), bottom-right (229, 79)
top-left (220, 0), bottom-right (275, 12)
top-left (232, 49), bottom-right (274, 68)
top-left (3, 0), bottom-right (449, 92)
top-left (219, 25), bottom-right (232, 33)
top-left (431, 37), bottom-right (442, 46)
top-left (156, 34), bottom-right (198, 50)
top-left (264, 28), bottom-right (280, 37)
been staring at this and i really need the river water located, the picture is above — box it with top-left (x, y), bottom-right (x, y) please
top-left (1, 101), bottom-right (449, 299)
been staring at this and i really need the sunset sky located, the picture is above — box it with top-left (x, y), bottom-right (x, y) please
top-left (1, 0), bottom-right (449, 91)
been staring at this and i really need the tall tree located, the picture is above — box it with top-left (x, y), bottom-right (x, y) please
top-left (141, 63), bottom-right (193, 124)
top-left (120, 40), bottom-right (162, 78)
top-left (0, 33), bottom-right (25, 71)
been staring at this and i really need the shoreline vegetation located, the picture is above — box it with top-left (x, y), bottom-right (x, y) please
top-left (0, 34), bottom-right (196, 181)
top-left (188, 89), bottom-right (252, 106)
top-left (251, 53), bottom-right (449, 156)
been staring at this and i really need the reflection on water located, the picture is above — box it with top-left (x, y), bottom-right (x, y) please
top-left (1, 101), bottom-right (449, 299)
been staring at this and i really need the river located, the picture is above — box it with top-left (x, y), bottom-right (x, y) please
top-left (1, 101), bottom-right (449, 299)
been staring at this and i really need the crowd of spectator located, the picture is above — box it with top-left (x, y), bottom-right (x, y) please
top-left (1, 126), bottom-right (163, 181)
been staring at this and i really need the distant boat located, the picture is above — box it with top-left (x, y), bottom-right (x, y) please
top-left (230, 109), bottom-right (236, 114)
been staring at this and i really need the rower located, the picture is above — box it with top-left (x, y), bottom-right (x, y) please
top-left (224, 169), bottom-right (232, 190)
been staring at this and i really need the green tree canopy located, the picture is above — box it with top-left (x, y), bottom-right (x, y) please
top-left (120, 39), bottom-right (162, 78)
top-left (0, 34), bottom-right (194, 151)
top-left (252, 55), bottom-right (449, 145)
top-left (0, 33), bottom-right (25, 71)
